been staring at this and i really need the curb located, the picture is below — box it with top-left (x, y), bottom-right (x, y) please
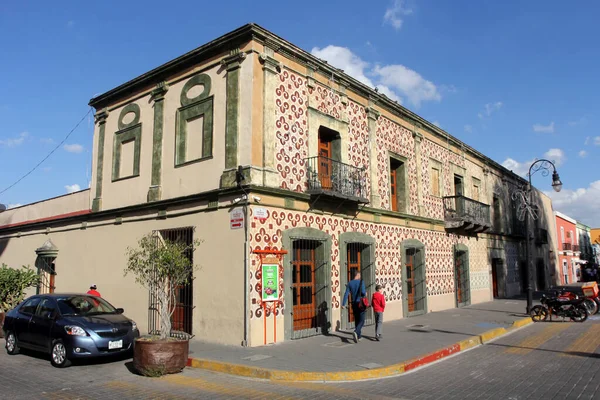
top-left (186, 316), bottom-right (533, 382)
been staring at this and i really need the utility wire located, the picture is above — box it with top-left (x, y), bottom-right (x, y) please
top-left (0, 107), bottom-right (94, 196)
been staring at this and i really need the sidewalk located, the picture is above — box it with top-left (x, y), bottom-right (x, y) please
top-left (186, 299), bottom-right (531, 381)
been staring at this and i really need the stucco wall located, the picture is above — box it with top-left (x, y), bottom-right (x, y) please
top-left (0, 205), bottom-right (246, 346)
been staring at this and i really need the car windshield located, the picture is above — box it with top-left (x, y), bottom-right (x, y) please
top-left (56, 295), bottom-right (117, 316)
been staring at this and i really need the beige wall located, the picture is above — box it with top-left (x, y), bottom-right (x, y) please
top-left (0, 203), bottom-right (246, 346)
top-left (0, 190), bottom-right (90, 228)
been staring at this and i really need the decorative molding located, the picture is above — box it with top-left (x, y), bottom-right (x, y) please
top-left (366, 107), bottom-right (380, 121)
top-left (151, 81), bottom-right (169, 101)
top-left (94, 108), bottom-right (109, 124)
top-left (259, 53), bottom-right (281, 74)
top-left (220, 48), bottom-right (247, 72)
top-left (412, 131), bottom-right (423, 143)
top-left (176, 73), bottom-right (214, 166)
top-left (148, 82), bottom-right (169, 202)
top-left (92, 108), bottom-right (109, 212)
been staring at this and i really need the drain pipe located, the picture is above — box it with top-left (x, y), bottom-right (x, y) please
top-left (242, 193), bottom-right (250, 347)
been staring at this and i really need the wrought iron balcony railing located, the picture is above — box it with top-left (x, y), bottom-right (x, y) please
top-left (442, 195), bottom-right (491, 234)
top-left (305, 156), bottom-right (369, 203)
top-left (562, 242), bottom-right (572, 251)
top-left (573, 244), bottom-right (580, 252)
top-left (535, 228), bottom-right (549, 245)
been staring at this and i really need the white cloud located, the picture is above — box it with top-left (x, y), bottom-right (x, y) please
top-left (579, 150), bottom-right (588, 158)
top-left (478, 102), bottom-right (503, 119)
top-left (432, 121), bottom-right (441, 127)
top-left (532, 122), bottom-right (555, 133)
top-left (311, 45), bottom-right (441, 107)
top-left (464, 124), bottom-right (473, 133)
top-left (594, 136), bottom-right (600, 146)
top-left (383, 0), bottom-right (414, 31)
top-left (65, 184), bottom-right (81, 193)
top-left (543, 148), bottom-right (565, 166)
top-left (502, 148), bottom-right (565, 177)
top-left (0, 131), bottom-right (28, 147)
top-left (546, 180), bottom-right (600, 227)
top-left (7, 203), bottom-right (22, 209)
top-left (64, 143), bottom-right (84, 153)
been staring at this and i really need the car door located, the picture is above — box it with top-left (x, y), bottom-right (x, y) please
top-left (13, 297), bottom-right (41, 345)
top-left (29, 297), bottom-right (58, 351)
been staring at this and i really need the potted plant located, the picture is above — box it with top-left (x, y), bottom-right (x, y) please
top-left (0, 264), bottom-right (39, 338)
top-left (125, 233), bottom-right (200, 377)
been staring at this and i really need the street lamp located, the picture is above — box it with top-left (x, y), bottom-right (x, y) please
top-left (513, 159), bottom-right (562, 314)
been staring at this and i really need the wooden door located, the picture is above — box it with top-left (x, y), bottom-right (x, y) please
top-left (318, 137), bottom-right (332, 190)
top-left (406, 249), bottom-right (416, 312)
top-left (491, 259), bottom-right (499, 298)
top-left (390, 167), bottom-right (398, 211)
top-left (455, 250), bottom-right (470, 306)
top-left (292, 244), bottom-right (317, 332)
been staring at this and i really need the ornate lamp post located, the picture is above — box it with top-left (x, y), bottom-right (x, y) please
top-left (512, 159), bottom-right (562, 314)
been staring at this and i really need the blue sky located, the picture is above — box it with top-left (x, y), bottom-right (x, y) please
top-left (0, 0), bottom-right (598, 226)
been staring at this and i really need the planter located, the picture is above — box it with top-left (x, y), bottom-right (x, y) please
top-left (0, 313), bottom-right (4, 338)
top-left (133, 337), bottom-right (189, 376)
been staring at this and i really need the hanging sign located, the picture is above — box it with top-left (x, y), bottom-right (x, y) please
top-left (230, 208), bottom-right (244, 230)
top-left (262, 264), bottom-right (279, 301)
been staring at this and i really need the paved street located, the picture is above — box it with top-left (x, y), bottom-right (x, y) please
top-left (1, 317), bottom-right (600, 399)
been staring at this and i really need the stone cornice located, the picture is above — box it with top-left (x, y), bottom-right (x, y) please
top-left (259, 53), bottom-right (281, 73)
top-left (94, 108), bottom-right (109, 124)
top-left (151, 81), bottom-right (169, 101)
top-left (221, 48), bottom-right (247, 71)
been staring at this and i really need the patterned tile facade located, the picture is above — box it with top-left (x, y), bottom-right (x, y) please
top-left (247, 206), bottom-right (490, 320)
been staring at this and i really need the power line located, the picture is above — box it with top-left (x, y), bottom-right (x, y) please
top-left (0, 107), bottom-right (94, 196)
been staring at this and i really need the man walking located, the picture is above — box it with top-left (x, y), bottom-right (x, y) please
top-left (342, 271), bottom-right (366, 343)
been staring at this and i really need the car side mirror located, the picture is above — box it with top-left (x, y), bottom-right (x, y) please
top-left (116, 308), bottom-right (124, 314)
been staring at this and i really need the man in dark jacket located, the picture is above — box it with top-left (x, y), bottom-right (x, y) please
top-left (342, 271), bottom-right (366, 343)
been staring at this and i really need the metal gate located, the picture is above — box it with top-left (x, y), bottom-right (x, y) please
top-left (290, 239), bottom-right (329, 339)
top-left (404, 246), bottom-right (426, 316)
top-left (454, 248), bottom-right (470, 307)
top-left (345, 242), bottom-right (374, 328)
top-left (36, 257), bottom-right (56, 294)
top-left (148, 227), bottom-right (195, 339)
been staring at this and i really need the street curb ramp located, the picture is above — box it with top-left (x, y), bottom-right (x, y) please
top-left (186, 317), bottom-right (532, 382)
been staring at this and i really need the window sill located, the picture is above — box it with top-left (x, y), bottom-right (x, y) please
top-left (112, 174), bottom-right (140, 183)
top-left (175, 155), bottom-right (213, 168)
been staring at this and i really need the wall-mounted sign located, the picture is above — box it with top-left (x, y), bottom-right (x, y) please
top-left (230, 208), bottom-right (244, 230)
top-left (262, 264), bottom-right (279, 302)
top-left (254, 207), bottom-right (268, 220)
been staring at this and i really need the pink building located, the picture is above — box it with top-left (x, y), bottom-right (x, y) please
top-left (555, 211), bottom-right (580, 284)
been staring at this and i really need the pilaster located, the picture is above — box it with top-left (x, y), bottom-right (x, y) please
top-left (148, 82), bottom-right (169, 202)
top-left (413, 129), bottom-right (424, 216)
top-left (259, 45), bottom-right (281, 188)
top-left (366, 102), bottom-right (381, 208)
top-left (92, 108), bottom-right (109, 212)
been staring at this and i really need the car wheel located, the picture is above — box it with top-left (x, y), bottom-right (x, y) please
top-left (50, 340), bottom-right (71, 368)
top-left (5, 332), bottom-right (19, 355)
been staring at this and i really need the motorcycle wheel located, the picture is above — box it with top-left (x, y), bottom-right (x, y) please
top-left (570, 306), bottom-right (589, 322)
top-left (583, 299), bottom-right (599, 315)
top-left (530, 305), bottom-right (548, 322)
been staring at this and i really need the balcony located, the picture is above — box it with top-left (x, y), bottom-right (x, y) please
top-left (305, 156), bottom-right (369, 204)
top-left (562, 242), bottom-right (572, 251)
top-left (573, 244), bottom-right (580, 252)
top-left (535, 228), bottom-right (549, 245)
top-left (442, 195), bottom-right (492, 234)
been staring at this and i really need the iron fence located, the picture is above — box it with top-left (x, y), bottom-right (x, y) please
top-left (305, 156), bottom-right (368, 202)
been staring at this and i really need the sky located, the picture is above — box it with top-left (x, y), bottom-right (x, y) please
top-left (0, 0), bottom-right (598, 226)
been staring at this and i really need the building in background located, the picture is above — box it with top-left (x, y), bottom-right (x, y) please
top-left (591, 228), bottom-right (600, 265)
top-left (555, 211), bottom-right (580, 284)
top-left (0, 24), bottom-right (557, 347)
top-left (577, 222), bottom-right (593, 264)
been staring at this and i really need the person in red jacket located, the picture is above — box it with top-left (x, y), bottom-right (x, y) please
top-left (87, 284), bottom-right (101, 297)
top-left (372, 284), bottom-right (386, 341)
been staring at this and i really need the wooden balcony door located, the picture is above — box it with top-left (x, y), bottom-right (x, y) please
top-left (406, 250), bottom-right (416, 312)
top-left (346, 246), bottom-right (361, 323)
top-left (318, 136), bottom-right (333, 190)
top-left (403, 244), bottom-right (426, 317)
top-left (390, 167), bottom-right (398, 212)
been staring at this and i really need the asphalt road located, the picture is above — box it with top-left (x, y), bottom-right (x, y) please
top-left (1, 317), bottom-right (600, 399)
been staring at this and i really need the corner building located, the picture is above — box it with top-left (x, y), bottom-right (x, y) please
top-left (0, 24), bottom-right (557, 347)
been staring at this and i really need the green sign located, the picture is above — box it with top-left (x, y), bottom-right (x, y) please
top-left (262, 264), bottom-right (279, 302)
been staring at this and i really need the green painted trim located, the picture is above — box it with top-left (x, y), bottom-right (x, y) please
top-left (118, 103), bottom-right (141, 130)
top-left (92, 108), bottom-right (109, 212)
top-left (454, 244), bottom-right (471, 307)
top-left (339, 232), bottom-right (376, 330)
top-left (224, 67), bottom-right (240, 169)
top-left (148, 82), bottom-right (169, 202)
top-left (112, 124), bottom-right (142, 182)
top-left (180, 74), bottom-right (211, 107)
top-left (282, 227), bottom-right (332, 340)
top-left (284, 197), bottom-right (294, 209)
top-left (175, 95), bottom-right (214, 166)
top-left (400, 239), bottom-right (428, 317)
top-left (389, 152), bottom-right (409, 213)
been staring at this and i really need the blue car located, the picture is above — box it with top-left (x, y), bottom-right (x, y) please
top-left (2, 293), bottom-right (139, 367)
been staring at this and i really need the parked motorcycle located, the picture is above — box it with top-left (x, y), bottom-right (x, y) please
top-left (558, 289), bottom-right (598, 316)
top-left (530, 290), bottom-right (588, 322)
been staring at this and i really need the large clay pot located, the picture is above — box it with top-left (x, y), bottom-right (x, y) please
top-left (133, 337), bottom-right (189, 376)
top-left (0, 313), bottom-right (4, 338)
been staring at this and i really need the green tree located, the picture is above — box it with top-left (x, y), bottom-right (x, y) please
top-left (124, 233), bottom-right (201, 340)
top-left (0, 264), bottom-right (39, 312)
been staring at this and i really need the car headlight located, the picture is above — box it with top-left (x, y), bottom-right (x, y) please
top-left (64, 325), bottom-right (88, 336)
top-left (131, 321), bottom-right (138, 331)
